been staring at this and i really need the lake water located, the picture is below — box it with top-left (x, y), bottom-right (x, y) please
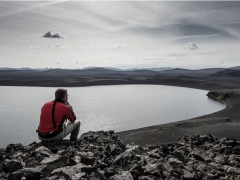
top-left (0, 85), bottom-right (226, 148)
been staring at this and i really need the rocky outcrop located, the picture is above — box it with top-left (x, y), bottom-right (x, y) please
top-left (1, 131), bottom-right (240, 179)
top-left (207, 90), bottom-right (235, 101)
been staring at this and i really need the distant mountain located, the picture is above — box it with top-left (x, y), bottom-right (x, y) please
top-left (0, 67), bottom-right (31, 70)
top-left (161, 68), bottom-right (194, 73)
top-left (83, 67), bottom-right (172, 71)
top-left (3, 66), bottom-right (240, 78)
top-left (125, 67), bottom-right (172, 71)
top-left (82, 67), bottom-right (122, 71)
top-left (158, 68), bottom-right (226, 77)
top-left (230, 66), bottom-right (240, 70)
top-left (0, 67), bottom-right (51, 71)
top-left (209, 69), bottom-right (240, 77)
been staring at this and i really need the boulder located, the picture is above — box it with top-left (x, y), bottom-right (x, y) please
top-left (109, 171), bottom-right (133, 180)
top-left (8, 168), bottom-right (41, 180)
top-left (35, 147), bottom-right (53, 157)
top-left (143, 163), bottom-right (163, 177)
top-left (104, 167), bottom-right (117, 177)
top-left (48, 163), bottom-right (86, 179)
top-left (80, 156), bottom-right (95, 165)
top-left (5, 144), bottom-right (23, 154)
top-left (2, 159), bottom-right (23, 173)
top-left (139, 175), bottom-right (159, 180)
top-left (40, 155), bottom-right (69, 176)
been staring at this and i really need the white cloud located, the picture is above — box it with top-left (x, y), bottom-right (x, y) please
top-left (172, 34), bottom-right (218, 40)
top-left (56, 45), bottom-right (70, 48)
top-left (1, 1), bottom-right (240, 69)
top-left (27, 45), bottom-right (42, 49)
top-left (184, 43), bottom-right (198, 50)
top-left (168, 54), bottom-right (187, 57)
top-left (43, 31), bottom-right (65, 38)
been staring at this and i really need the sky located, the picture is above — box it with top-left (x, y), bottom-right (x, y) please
top-left (0, 1), bottom-right (240, 69)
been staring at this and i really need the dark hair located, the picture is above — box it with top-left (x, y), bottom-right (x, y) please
top-left (55, 88), bottom-right (68, 99)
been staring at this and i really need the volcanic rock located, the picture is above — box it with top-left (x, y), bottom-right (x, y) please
top-left (0, 132), bottom-right (240, 179)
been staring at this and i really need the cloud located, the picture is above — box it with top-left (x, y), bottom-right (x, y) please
top-left (184, 43), bottom-right (198, 50)
top-left (0, 1), bottom-right (68, 19)
top-left (172, 34), bottom-right (218, 40)
top-left (43, 31), bottom-right (65, 38)
top-left (27, 45), bottom-right (42, 49)
top-left (48, 45), bottom-right (70, 48)
top-left (56, 45), bottom-right (70, 48)
top-left (141, 57), bottom-right (164, 61)
top-left (168, 54), bottom-right (187, 57)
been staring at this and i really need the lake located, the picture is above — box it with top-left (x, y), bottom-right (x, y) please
top-left (0, 85), bottom-right (225, 148)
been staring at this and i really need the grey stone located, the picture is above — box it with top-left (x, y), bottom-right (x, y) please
top-left (191, 150), bottom-right (213, 162)
top-left (5, 144), bottom-right (23, 154)
top-left (80, 164), bottom-right (97, 174)
top-left (80, 156), bottom-right (95, 165)
top-left (69, 156), bottom-right (80, 166)
top-left (41, 155), bottom-right (69, 176)
top-left (109, 144), bottom-right (123, 156)
top-left (130, 164), bottom-right (144, 176)
top-left (35, 147), bottom-right (53, 157)
top-left (8, 168), bottom-right (41, 180)
top-left (223, 165), bottom-right (240, 175)
top-left (182, 169), bottom-right (196, 179)
top-left (139, 175), bottom-right (159, 180)
top-left (89, 171), bottom-right (104, 180)
top-left (168, 158), bottom-right (183, 167)
top-left (104, 167), bottom-right (117, 177)
top-left (148, 152), bottom-right (160, 159)
top-left (214, 154), bottom-right (227, 164)
top-left (143, 163), bottom-right (163, 177)
top-left (49, 164), bottom-right (85, 179)
top-left (109, 171), bottom-right (133, 180)
top-left (2, 159), bottom-right (23, 173)
top-left (113, 146), bottom-right (141, 166)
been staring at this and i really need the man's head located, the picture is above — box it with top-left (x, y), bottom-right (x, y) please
top-left (55, 88), bottom-right (68, 102)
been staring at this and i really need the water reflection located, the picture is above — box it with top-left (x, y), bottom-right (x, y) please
top-left (0, 85), bottom-right (225, 148)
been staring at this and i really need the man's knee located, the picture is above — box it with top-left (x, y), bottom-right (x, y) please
top-left (72, 120), bottom-right (80, 132)
top-left (75, 120), bottom-right (81, 126)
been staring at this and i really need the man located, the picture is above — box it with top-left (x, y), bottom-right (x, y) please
top-left (38, 88), bottom-right (80, 141)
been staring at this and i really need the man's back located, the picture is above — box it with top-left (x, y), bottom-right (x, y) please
top-left (38, 101), bottom-right (76, 133)
top-left (37, 88), bottom-right (80, 141)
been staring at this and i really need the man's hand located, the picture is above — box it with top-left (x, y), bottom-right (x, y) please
top-left (65, 101), bottom-right (70, 106)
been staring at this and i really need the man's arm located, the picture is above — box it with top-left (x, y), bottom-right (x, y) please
top-left (65, 102), bottom-right (77, 122)
top-left (69, 106), bottom-right (77, 120)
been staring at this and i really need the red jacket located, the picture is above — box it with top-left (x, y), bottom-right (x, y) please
top-left (38, 101), bottom-right (76, 134)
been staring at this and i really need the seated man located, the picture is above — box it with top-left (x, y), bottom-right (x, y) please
top-left (37, 88), bottom-right (80, 141)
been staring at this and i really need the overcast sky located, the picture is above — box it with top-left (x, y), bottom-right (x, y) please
top-left (0, 1), bottom-right (240, 69)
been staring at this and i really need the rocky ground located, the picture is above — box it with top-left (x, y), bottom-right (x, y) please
top-left (1, 131), bottom-right (240, 180)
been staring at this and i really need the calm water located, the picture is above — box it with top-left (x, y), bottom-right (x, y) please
top-left (0, 85), bottom-right (225, 148)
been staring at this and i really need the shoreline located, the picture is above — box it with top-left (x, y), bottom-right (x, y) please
top-left (1, 76), bottom-right (240, 146)
top-left (118, 89), bottom-right (240, 146)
